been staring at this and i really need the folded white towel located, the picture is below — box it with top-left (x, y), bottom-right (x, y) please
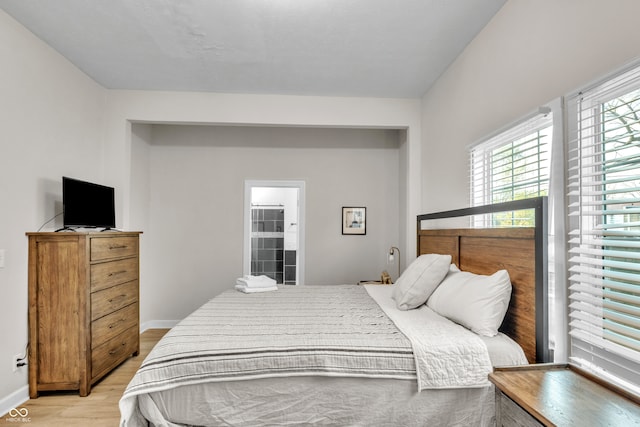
top-left (251, 274), bottom-right (276, 284)
top-left (236, 275), bottom-right (277, 288)
top-left (238, 275), bottom-right (273, 282)
top-left (235, 284), bottom-right (278, 293)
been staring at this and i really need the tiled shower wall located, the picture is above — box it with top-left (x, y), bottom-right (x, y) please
top-left (251, 207), bottom-right (296, 284)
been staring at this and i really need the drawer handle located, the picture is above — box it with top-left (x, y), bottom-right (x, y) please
top-left (108, 270), bottom-right (127, 277)
top-left (109, 318), bottom-right (125, 329)
top-left (109, 342), bottom-right (127, 355)
top-left (109, 245), bottom-right (128, 250)
top-left (108, 294), bottom-right (127, 303)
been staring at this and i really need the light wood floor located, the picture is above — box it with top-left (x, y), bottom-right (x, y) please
top-left (1, 329), bottom-right (169, 427)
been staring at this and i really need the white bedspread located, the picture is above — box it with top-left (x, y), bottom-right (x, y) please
top-left (120, 284), bottom-right (508, 426)
top-left (366, 285), bottom-right (494, 390)
top-left (121, 285), bottom-right (415, 426)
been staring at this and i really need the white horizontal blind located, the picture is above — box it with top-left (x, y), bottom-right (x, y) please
top-left (470, 112), bottom-right (552, 227)
top-left (566, 62), bottom-right (640, 389)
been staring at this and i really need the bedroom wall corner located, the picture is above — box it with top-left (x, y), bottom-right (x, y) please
top-left (398, 127), bottom-right (420, 266)
top-left (130, 124), bottom-right (153, 327)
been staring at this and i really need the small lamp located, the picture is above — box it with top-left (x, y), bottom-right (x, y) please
top-left (388, 246), bottom-right (401, 279)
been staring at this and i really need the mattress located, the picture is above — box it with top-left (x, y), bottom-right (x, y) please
top-left (120, 285), bottom-right (527, 426)
top-left (138, 376), bottom-right (497, 426)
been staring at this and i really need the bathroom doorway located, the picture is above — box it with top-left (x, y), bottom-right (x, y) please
top-left (243, 180), bottom-right (305, 285)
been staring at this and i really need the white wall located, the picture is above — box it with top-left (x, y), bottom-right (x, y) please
top-left (129, 124), bottom-right (153, 232)
top-left (104, 90), bottom-right (422, 264)
top-left (138, 125), bottom-right (402, 322)
top-left (0, 10), bottom-right (106, 409)
top-left (105, 91), bottom-right (420, 322)
top-left (129, 124), bottom-right (154, 330)
top-left (421, 0), bottom-right (640, 212)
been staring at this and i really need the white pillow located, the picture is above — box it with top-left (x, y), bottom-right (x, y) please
top-left (392, 254), bottom-right (451, 311)
top-left (427, 269), bottom-right (512, 337)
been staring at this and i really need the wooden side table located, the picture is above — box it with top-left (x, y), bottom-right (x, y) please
top-left (489, 364), bottom-right (640, 426)
top-left (357, 280), bottom-right (389, 285)
top-left (359, 270), bottom-right (393, 285)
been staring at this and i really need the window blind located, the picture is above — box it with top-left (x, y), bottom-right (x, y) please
top-left (566, 62), bottom-right (640, 390)
top-left (470, 111), bottom-right (552, 227)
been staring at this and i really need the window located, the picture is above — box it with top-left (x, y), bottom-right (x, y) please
top-left (470, 110), bottom-right (553, 226)
top-left (567, 63), bottom-right (640, 390)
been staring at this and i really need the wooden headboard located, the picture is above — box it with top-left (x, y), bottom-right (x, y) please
top-left (417, 197), bottom-right (549, 363)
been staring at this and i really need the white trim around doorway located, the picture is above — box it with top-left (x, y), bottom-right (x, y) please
top-left (243, 180), bottom-right (306, 285)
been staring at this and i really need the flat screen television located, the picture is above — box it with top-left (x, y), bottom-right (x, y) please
top-left (63, 176), bottom-right (116, 229)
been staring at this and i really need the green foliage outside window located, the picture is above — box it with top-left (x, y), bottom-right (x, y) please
top-left (488, 127), bottom-right (551, 227)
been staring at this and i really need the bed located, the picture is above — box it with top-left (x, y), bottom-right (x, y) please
top-left (120, 197), bottom-right (549, 427)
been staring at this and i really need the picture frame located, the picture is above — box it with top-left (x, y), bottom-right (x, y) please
top-left (342, 206), bottom-right (366, 235)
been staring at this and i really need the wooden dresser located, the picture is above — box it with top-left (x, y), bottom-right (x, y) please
top-left (489, 364), bottom-right (640, 426)
top-left (27, 231), bottom-right (141, 397)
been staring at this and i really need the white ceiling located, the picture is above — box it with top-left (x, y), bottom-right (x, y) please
top-left (0, 0), bottom-right (505, 98)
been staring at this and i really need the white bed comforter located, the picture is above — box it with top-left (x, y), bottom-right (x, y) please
top-left (120, 284), bottom-right (496, 426)
top-left (367, 285), bottom-right (494, 390)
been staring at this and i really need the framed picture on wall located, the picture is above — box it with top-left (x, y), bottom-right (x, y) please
top-left (342, 207), bottom-right (366, 235)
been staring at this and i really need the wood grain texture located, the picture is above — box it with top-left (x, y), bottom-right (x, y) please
top-left (90, 235), bottom-right (138, 261)
top-left (2, 329), bottom-right (168, 427)
top-left (26, 232), bottom-right (141, 397)
top-left (90, 258), bottom-right (139, 292)
top-left (91, 304), bottom-right (139, 348)
top-left (490, 364), bottom-right (640, 427)
top-left (91, 281), bottom-right (139, 321)
top-left (419, 235), bottom-right (459, 266)
top-left (91, 326), bottom-right (139, 380)
top-left (418, 227), bottom-right (538, 363)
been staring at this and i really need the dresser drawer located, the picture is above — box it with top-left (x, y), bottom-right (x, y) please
top-left (91, 303), bottom-right (138, 348)
top-left (91, 281), bottom-right (138, 321)
top-left (92, 326), bottom-right (138, 380)
top-left (90, 236), bottom-right (138, 261)
top-left (90, 258), bottom-right (138, 292)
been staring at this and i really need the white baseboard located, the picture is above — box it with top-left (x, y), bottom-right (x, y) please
top-left (140, 320), bottom-right (179, 332)
top-left (0, 385), bottom-right (29, 419)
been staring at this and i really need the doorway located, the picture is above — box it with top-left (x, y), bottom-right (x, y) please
top-left (244, 180), bottom-right (305, 285)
